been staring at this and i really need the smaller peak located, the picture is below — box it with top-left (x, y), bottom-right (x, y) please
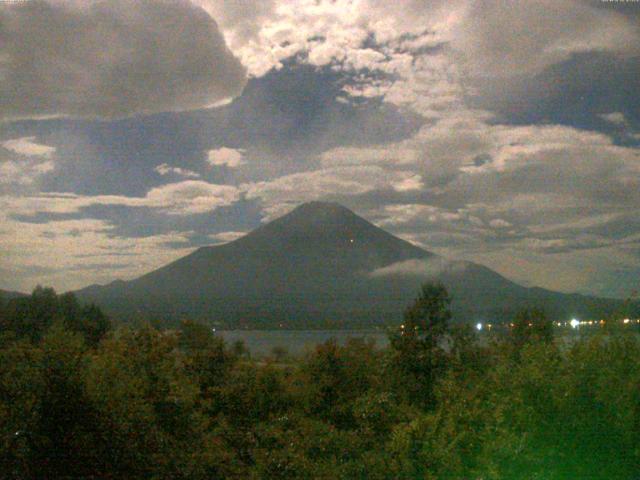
top-left (293, 201), bottom-right (353, 215)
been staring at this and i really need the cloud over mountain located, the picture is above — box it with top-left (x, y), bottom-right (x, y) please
top-left (369, 257), bottom-right (467, 278)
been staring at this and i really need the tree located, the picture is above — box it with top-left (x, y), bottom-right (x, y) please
top-left (231, 339), bottom-right (248, 359)
top-left (0, 338), bottom-right (45, 479)
top-left (0, 288), bottom-right (110, 346)
top-left (58, 293), bottom-right (111, 347)
top-left (402, 283), bottom-right (452, 345)
top-left (179, 320), bottom-right (235, 392)
top-left (510, 307), bottom-right (553, 352)
top-left (77, 304), bottom-right (111, 347)
top-left (0, 292), bottom-right (6, 328)
top-left (4, 286), bottom-right (60, 342)
top-left (298, 338), bottom-right (377, 428)
top-left (271, 345), bottom-right (288, 363)
top-left (85, 325), bottom-right (216, 478)
top-left (389, 282), bottom-right (452, 409)
top-left (29, 323), bottom-right (98, 478)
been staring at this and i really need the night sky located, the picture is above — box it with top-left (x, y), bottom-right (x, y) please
top-left (1, 0), bottom-right (639, 297)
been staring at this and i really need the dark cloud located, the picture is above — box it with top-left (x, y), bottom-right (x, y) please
top-left (469, 52), bottom-right (640, 143)
top-left (0, 0), bottom-right (246, 119)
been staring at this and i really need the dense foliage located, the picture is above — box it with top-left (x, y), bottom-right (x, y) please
top-left (1, 285), bottom-right (639, 478)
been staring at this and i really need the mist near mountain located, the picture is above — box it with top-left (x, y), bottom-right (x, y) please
top-left (76, 202), bottom-right (630, 327)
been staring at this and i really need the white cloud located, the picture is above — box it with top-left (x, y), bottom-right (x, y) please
top-left (244, 166), bottom-right (422, 220)
top-left (0, 141), bottom-right (55, 186)
top-left (0, 217), bottom-right (197, 291)
top-left (526, 211), bottom-right (623, 235)
top-left (348, 114), bottom-right (639, 209)
top-left (392, 174), bottom-right (423, 192)
top-left (142, 181), bottom-right (240, 215)
top-left (2, 137), bottom-right (56, 158)
top-left (0, 0), bottom-right (246, 119)
top-left (0, 181), bottom-right (241, 217)
top-left (449, 0), bottom-right (639, 78)
top-left (154, 163), bottom-right (200, 179)
top-left (599, 112), bottom-right (626, 125)
top-left (199, 0), bottom-right (638, 106)
top-left (245, 165), bottom-right (383, 200)
top-left (208, 231), bottom-right (247, 244)
top-left (320, 146), bottom-right (419, 167)
top-left (0, 158), bottom-right (54, 186)
top-left (369, 257), bottom-right (467, 278)
top-left (0, 176), bottom-right (245, 290)
top-left (207, 147), bottom-right (245, 168)
top-left (377, 204), bottom-right (447, 227)
top-left (489, 218), bottom-right (511, 229)
top-left (453, 124), bottom-right (640, 207)
top-left (375, 203), bottom-right (483, 238)
top-left (191, 0), bottom-right (277, 50)
top-left (359, 112), bottom-right (640, 294)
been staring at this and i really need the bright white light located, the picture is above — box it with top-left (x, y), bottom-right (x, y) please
top-left (570, 319), bottom-right (580, 329)
top-left (476, 322), bottom-right (483, 331)
top-left (623, 318), bottom-right (630, 324)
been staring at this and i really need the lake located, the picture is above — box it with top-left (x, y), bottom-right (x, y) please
top-left (215, 326), bottom-right (639, 357)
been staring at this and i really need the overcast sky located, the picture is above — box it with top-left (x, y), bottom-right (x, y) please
top-left (1, 0), bottom-right (639, 297)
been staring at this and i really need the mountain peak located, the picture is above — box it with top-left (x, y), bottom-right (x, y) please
top-left (231, 200), bottom-right (429, 262)
top-left (75, 200), bottom-right (630, 327)
top-left (289, 201), bottom-right (356, 218)
top-left (251, 201), bottom-right (375, 241)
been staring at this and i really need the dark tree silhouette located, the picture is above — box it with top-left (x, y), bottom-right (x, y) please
top-left (0, 287), bottom-right (110, 346)
top-left (389, 282), bottom-right (452, 408)
top-left (511, 307), bottom-right (553, 351)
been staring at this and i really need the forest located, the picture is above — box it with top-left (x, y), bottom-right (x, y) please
top-left (1, 285), bottom-right (639, 479)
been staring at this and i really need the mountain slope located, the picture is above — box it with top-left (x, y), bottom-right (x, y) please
top-left (75, 202), bottom-right (629, 327)
top-left (0, 289), bottom-right (28, 300)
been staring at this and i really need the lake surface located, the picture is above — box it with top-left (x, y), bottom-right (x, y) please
top-left (215, 327), bottom-right (640, 356)
top-left (215, 330), bottom-right (389, 356)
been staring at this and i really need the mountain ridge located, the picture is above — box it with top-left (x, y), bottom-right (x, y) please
top-left (75, 202), bottom-right (634, 327)
top-left (0, 289), bottom-right (28, 300)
